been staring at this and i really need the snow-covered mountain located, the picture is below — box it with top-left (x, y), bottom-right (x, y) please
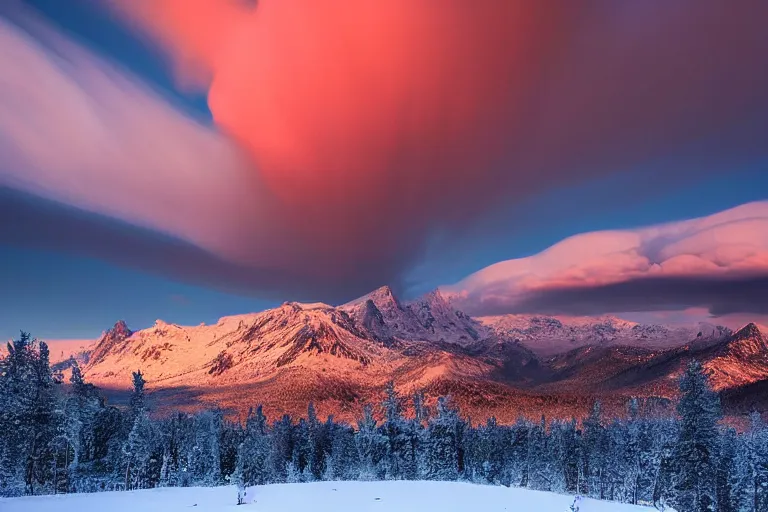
top-left (67, 284), bottom-right (768, 421)
top-left (80, 292), bottom-right (537, 421)
top-left (477, 314), bottom-right (731, 356)
top-left (537, 322), bottom-right (768, 399)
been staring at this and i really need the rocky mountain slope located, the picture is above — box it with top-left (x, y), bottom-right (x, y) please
top-left (71, 285), bottom-right (768, 422)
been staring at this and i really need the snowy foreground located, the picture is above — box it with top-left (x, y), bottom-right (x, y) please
top-left (0, 480), bottom-right (661, 512)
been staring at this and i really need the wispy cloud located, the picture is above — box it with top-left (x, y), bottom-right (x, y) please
top-left (0, 4), bottom-right (267, 260)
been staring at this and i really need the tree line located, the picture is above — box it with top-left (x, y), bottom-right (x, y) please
top-left (1, 332), bottom-right (767, 511)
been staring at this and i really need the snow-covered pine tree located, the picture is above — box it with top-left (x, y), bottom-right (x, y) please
top-left (323, 420), bottom-right (359, 481)
top-left (0, 335), bottom-right (63, 495)
top-left (291, 418), bottom-right (312, 482)
top-left (121, 370), bottom-right (157, 490)
top-left (744, 412), bottom-right (768, 512)
top-left (268, 414), bottom-right (294, 482)
top-left (465, 417), bottom-right (508, 486)
top-left (715, 428), bottom-right (738, 512)
top-left (190, 410), bottom-right (222, 486)
top-left (355, 404), bottom-right (387, 480)
top-left (410, 391), bottom-right (429, 479)
top-left (129, 370), bottom-right (146, 419)
top-left (527, 415), bottom-right (554, 491)
top-left (60, 361), bottom-right (104, 492)
top-left (382, 382), bottom-right (414, 480)
top-left (669, 360), bottom-right (721, 512)
top-left (423, 397), bottom-right (465, 481)
top-left (506, 416), bottom-right (531, 488)
top-left (121, 411), bottom-right (156, 490)
top-left (552, 418), bottom-right (579, 494)
top-left (234, 406), bottom-right (271, 486)
top-left (306, 402), bottom-right (331, 481)
top-left (581, 401), bottom-right (608, 499)
top-left (0, 333), bottom-right (34, 496)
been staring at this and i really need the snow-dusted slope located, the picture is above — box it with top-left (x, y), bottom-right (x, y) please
top-left (0, 481), bottom-right (659, 512)
top-left (478, 314), bottom-right (730, 356)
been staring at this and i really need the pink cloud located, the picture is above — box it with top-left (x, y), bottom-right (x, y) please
top-left (444, 202), bottom-right (768, 316)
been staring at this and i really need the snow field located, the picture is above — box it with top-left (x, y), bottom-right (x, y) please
top-left (0, 480), bottom-right (658, 512)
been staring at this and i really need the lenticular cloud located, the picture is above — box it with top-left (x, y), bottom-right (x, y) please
top-left (444, 202), bottom-right (768, 317)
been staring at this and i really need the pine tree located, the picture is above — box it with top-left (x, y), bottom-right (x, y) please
top-left (189, 411), bottom-right (222, 485)
top-left (121, 370), bottom-right (155, 490)
top-left (507, 417), bottom-right (531, 488)
top-left (235, 406), bottom-right (271, 486)
top-left (269, 415), bottom-right (294, 482)
top-left (744, 412), bottom-right (768, 512)
top-left (381, 382), bottom-right (414, 479)
top-left (715, 428), bottom-right (738, 512)
top-left (129, 370), bottom-right (146, 418)
top-left (355, 404), bottom-right (386, 480)
top-left (324, 421), bottom-right (358, 481)
top-left (554, 419), bottom-right (579, 494)
top-left (121, 411), bottom-right (155, 490)
top-left (669, 360), bottom-right (720, 512)
top-left (306, 402), bottom-right (329, 480)
top-left (423, 397), bottom-right (465, 481)
top-left (581, 401), bottom-right (607, 498)
top-left (0, 335), bottom-right (63, 495)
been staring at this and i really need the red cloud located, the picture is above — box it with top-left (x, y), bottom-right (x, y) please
top-left (104, 0), bottom-right (768, 290)
top-left (109, 1), bottom-right (582, 278)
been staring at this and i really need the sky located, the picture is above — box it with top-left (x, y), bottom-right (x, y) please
top-left (0, 0), bottom-right (767, 341)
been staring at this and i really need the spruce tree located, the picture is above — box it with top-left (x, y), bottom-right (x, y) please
top-left (355, 404), bottom-right (386, 480)
top-left (670, 360), bottom-right (720, 512)
top-left (581, 401), bottom-right (607, 498)
top-left (745, 412), bottom-right (768, 512)
top-left (235, 406), bottom-right (271, 486)
top-left (715, 428), bottom-right (738, 512)
top-left (129, 370), bottom-right (146, 418)
top-left (424, 397), bottom-right (465, 481)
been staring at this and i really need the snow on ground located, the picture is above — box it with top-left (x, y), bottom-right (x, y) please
top-left (0, 480), bottom-right (658, 511)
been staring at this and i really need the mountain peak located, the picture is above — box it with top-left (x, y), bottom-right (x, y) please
top-left (87, 320), bottom-right (134, 368)
top-left (734, 322), bottom-right (763, 340)
top-left (343, 285), bottom-right (401, 310)
top-left (369, 285), bottom-right (397, 300)
top-left (107, 320), bottom-right (132, 340)
top-left (421, 288), bottom-right (450, 306)
top-left (717, 322), bottom-right (768, 360)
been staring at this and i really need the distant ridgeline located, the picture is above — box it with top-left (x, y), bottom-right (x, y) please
top-left (1, 332), bottom-right (767, 512)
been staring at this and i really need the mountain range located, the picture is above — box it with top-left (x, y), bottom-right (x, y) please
top-left (50, 285), bottom-right (768, 423)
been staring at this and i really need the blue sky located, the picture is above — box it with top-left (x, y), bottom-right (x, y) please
top-left (1, 1), bottom-right (766, 340)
